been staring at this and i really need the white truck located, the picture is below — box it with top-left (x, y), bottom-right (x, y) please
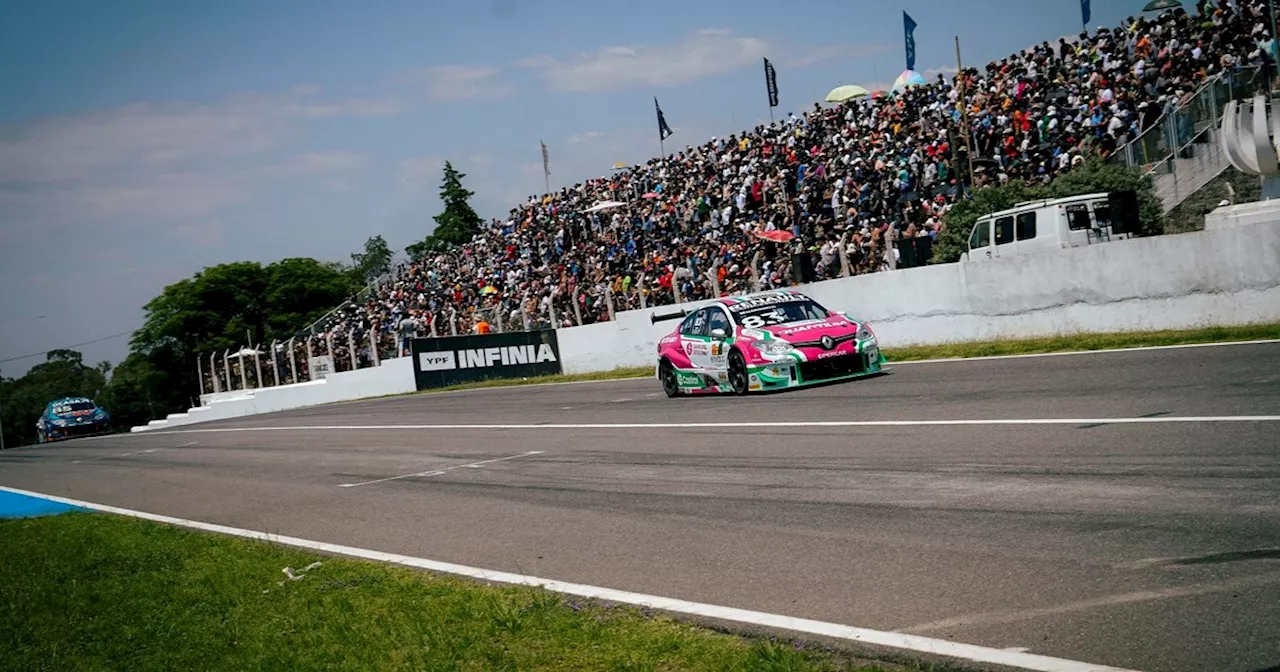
top-left (962, 191), bottom-right (1141, 262)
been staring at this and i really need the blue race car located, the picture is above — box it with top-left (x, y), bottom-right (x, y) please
top-left (37, 397), bottom-right (110, 443)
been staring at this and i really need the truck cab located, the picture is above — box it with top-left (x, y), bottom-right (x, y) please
top-left (962, 191), bottom-right (1140, 262)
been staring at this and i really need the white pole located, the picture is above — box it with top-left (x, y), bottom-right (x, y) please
top-left (253, 348), bottom-right (264, 389)
top-left (306, 337), bottom-right (315, 382)
top-left (223, 349), bottom-right (232, 391)
top-left (271, 340), bottom-right (280, 386)
top-left (571, 287), bottom-right (583, 326)
top-left (239, 349), bottom-right (248, 391)
top-left (288, 337), bottom-right (296, 384)
top-left (449, 308), bottom-right (458, 336)
top-left (197, 355), bottom-right (206, 395)
top-left (211, 352), bottom-right (221, 393)
top-left (370, 330), bottom-right (380, 367)
top-left (605, 286), bottom-right (616, 321)
top-left (348, 329), bottom-right (357, 370)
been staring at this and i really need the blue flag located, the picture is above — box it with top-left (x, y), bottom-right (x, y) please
top-left (655, 97), bottom-right (673, 142)
top-left (903, 11), bottom-right (918, 71)
top-left (1081, 0), bottom-right (1091, 26)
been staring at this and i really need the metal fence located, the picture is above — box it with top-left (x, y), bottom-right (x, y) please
top-left (1111, 65), bottom-right (1273, 177)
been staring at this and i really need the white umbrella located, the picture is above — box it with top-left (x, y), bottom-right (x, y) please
top-left (583, 200), bottom-right (627, 213)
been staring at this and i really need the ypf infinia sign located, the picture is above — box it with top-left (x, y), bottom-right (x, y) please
top-left (409, 330), bottom-right (562, 390)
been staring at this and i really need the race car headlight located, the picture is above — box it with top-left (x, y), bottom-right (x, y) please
top-left (756, 341), bottom-right (794, 356)
top-left (857, 324), bottom-right (875, 342)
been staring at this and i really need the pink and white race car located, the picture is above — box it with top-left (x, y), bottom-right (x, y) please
top-left (652, 289), bottom-right (885, 397)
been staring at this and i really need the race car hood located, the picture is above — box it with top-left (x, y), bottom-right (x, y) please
top-left (748, 317), bottom-right (859, 344)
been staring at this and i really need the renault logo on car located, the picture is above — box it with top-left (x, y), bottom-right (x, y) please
top-left (820, 335), bottom-right (835, 350)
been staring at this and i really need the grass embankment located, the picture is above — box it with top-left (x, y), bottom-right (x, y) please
top-left (421, 323), bottom-right (1280, 394)
top-left (0, 513), bottom-right (895, 672)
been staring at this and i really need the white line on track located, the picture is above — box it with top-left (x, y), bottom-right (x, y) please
top-left (338, 450), bottom-right (543, 488)
top-left (146, 415), bottom-right (1280, 436)
top-left (0, 484), bottom-right (1138, 672)
top-left (70, 441), bottom-right (198, 464)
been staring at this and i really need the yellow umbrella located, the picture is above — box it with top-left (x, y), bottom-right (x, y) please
top-left (824, 84), bottom-right (870, 103)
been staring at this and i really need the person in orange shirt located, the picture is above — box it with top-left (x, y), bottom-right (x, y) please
top-left (475, 317), bottom-right (492, 335)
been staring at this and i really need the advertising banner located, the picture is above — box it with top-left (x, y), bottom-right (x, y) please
top-left (308, 355), bottom-right (334, 380)
top-left (409, 330), bottom-right (562, 390)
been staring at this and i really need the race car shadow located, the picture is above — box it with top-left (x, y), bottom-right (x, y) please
top-left (673, 370), bottom-right (892, 399)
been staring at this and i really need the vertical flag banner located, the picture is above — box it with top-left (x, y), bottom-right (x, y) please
top-left (1081, 0), bottom-right (1091, 26)
top-left (764, 57), bottom-right (779, 108)
top-left (540, 140), bottom-right (550, 177)
top-left (655, 97), bottom-right (673, 142)
top-left (903, 11), bottom-right (918, 71)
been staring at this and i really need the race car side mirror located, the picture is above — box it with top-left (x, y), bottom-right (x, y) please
top-left (710, 328), bottom-right (727, 340)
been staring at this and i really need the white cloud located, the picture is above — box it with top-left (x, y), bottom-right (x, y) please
top-left (782, 43), bottom-right (891, 69)
top-left (262, 151), bottom-right (368, 177)
top-left (515, 28), bottom-right (769, 92)
top-left (399, 155), bottom-right (444, 189)
top-left (0, 92), bottom-right (399, 184)
top-left (567, 130), bottom-right (604, 145)
top-left (401, 65), bottom-right (513, 102)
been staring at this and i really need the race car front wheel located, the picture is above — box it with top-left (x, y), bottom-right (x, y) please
top-left (660, 360), bottom-right (680, 398)
top-left (728, 351), bottom-right (749, 395)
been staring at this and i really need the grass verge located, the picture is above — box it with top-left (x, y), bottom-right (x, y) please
top-left (416, 323), bottom-right (1280, 394)
top-left (0, 512), bottom-right (897, 672)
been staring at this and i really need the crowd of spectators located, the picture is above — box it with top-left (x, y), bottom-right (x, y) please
top-left (212, 0), bottom-right (1276, 387)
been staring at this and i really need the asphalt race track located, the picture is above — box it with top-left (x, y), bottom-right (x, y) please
top-left (4, 342), bottom-right (1279, 672)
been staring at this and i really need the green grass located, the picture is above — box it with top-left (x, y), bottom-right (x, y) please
top-left (882, 323), bottom-right (1280, 362)
top-left (413, 323), bottom-right (1280, 394)
top-left (0, 513), bottom-right (899, 672)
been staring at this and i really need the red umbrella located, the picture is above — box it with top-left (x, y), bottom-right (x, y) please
top-left (642, 192), bottom-right (660, 199)
top-left (757, 230), bottom-right (795, 243)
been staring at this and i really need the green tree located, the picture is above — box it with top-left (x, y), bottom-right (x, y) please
top-left (350, 235), bottom-right (393, 285)
top-left (405, 234), bottom-right (452, 259)
top-left (934, 160), bottom-right (1164, 264)
top-left (123, 258), bottom-right (359, 424)
top-left (431, 161), bottom-right (483, 247)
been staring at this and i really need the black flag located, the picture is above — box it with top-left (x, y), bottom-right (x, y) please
top-left (655, 97), bottom-right (673, 142)
top-left (764, 57), bottom-right (779, 108)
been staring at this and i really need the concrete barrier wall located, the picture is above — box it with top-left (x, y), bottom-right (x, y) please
top-left (132, 356), bottom-right (417, 432)
top-left (555, 219), bottom-right (1280, 374)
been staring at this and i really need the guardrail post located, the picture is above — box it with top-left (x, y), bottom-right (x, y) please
top-left (211, 352), bottom-right (220, 393)
top-left (707, 259), bottom-right (721, 297)
top-left (521, 292), bottom-right (531, 331)
top-left (571, 287), bottom-right (583, 326)
top-left (750, 250), bottom-right (764, 289)
top-left (449, 308), bottom-right (458, 336)
top-left (605, 286), bottom-right (616, 321)
top-left (346, 328), bottom-right (356, 370)
top-left (239, 348), bottom-right (248, 391)
top-left (288, 337), bottom-right (297, 384)
top-left (223, 349), bottom-right (233, 391)
top-left (305, 337), bottom-right (314, 382)
top-left (638, 275), bottom-right (647, 309)
top-left (253, 347), bottom-right (264, 389)
top-left (326, 331), bottom-right (335, 369)
top-left (548, 299), bottom-right (557, 328)
top-left (838, 231), bottom-right (852, 277)
top-left (369, 330), bottom-right (380, 367)
top-left (270, 341), bottom-right (279, 386)
top-left (197, 356), bottom-right (207, 396)
top-left (494, 306), bottom-right (505, 333)
top-left (672, 270), bottom-right (683, 305)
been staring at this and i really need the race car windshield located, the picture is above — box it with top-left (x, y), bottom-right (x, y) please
top-left (734, 300), bottom-right (829, 328)
top-left (53, 401), bottom-right (95, 414)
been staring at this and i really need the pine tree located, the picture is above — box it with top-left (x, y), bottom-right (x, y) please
top-left (431, 161), bottom-right (483, 247)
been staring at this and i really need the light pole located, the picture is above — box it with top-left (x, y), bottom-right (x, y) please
top-left (0, 401), bottom-right (6, 450)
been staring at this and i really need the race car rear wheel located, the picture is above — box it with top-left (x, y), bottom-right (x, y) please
top-left (728, 351), bottom-right (749, 395)
top-left (660, 360), bottom-right (680, 398)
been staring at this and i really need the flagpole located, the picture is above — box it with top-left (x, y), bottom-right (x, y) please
top-left (956, 35), bottom-right (976, 195)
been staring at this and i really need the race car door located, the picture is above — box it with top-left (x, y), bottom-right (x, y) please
top-left (678, 308), bottom-right (714, 375)
top-left (704, 306), bottom-right (732, 378)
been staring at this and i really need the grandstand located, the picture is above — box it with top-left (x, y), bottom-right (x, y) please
top-left (202, 0), bottom-right (1278, 394)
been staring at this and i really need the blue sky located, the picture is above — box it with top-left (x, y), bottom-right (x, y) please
top-left (0, 0), bottom-right (1152, 374)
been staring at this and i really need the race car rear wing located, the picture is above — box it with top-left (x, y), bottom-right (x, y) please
top-left (649, 309), bottom-right (690, 324)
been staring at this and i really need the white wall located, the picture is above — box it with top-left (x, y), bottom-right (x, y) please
top-left (555, 219), bottom-right (1280, 374)
top-left (132, 356), bottom-right (417, 432)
